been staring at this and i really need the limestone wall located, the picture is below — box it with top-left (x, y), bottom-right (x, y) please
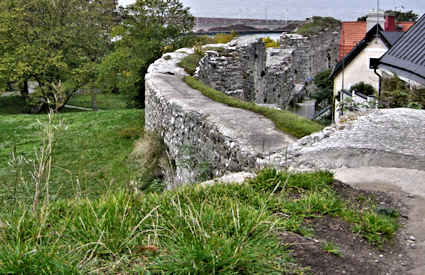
top-left (145, 48), bottom-right (294, 188)
top-left (196, 37), bottom-right (296, 108)
top-left (280, 29), bottom-right (340, 82)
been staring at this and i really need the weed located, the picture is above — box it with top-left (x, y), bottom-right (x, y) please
top-left (321, 241), bottom-right (343, 257)
top-left (130, 131), bottom-right (171, 191)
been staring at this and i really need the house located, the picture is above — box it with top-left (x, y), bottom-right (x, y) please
top-left (330, 10), bottom-right (414, 121)
top-left (338, 10), bottom-right (413, 60)
top-left (378, 14), bottom-right (425, 86)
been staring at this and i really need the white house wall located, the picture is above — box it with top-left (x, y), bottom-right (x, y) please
top-left (333, 37), bottom-right (388, 97)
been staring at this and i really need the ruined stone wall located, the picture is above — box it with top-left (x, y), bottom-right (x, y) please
top-left (280, 29), bottom-right (340, 82)
top-left (196, 38), bottom-right (296, 108)
top-left (145, 48), bottom-right (294, 187)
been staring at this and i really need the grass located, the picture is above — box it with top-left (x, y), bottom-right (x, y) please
top-left (0, 168), bottom-right (399, 273)
top-left (296, 16), bottom-right (340, 36)
top-left (178, 51), bottom-right (205, 75)
top-left (248, 169), bottom-right (399, 246)
top-left (184, 76), bottom-right (324, 138)
top-left (263, 37), bottom-right (280, 48)
top-left (0, 109), bottom-right (144, 209)
top-left (322, 241), bottom-right (343, 257)
top-left (66, 93), bottom-right (130, 110)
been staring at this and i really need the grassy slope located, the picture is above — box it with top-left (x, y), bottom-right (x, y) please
top-left (0, 169), bottom-right (399, 274)
top-left (184, 76), bottom-right (324, 138)
top-left (0, 109), bottom-right (144, 207)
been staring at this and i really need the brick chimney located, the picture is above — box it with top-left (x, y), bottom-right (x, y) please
top-left (385, 12), bottom-right (396, 32)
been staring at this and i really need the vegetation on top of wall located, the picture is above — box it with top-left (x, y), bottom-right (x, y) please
top-left (262, 37), bottom-right (281, 48)
top-left (178, 51), bottom-right (205, 75)
top-left (184, 76), bottom-right (324, 138)
top-left (212, 31), bottom-right (238, 44)
top-left (296, 16), bottom-right (340, 36)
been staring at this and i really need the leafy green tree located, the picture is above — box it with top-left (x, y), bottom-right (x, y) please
top-left (96, 0), bottom-right (194, 107)
top-left (387, 10), bottom-right (418, 22)
top-left (0, 0), bottom-right (115, 112)
top-left (358, 10), bottom-right (418, 22)
top-left (312, 69), bottom-right (333, 110)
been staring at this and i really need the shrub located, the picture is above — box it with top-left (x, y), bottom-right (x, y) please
top-left (381, 75), bottom-right (425, 109)
top-left (213, 31), bottom-right (238, 44)
top-left (349, 81), bottom-right (376, 96)
top-left (262, 37), bottom-right (280, 48)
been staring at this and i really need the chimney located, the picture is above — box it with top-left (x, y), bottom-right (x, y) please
top-left (366, 9), bottom-right (385, 32)
top-left (385, 12), bottom-right (396, 32)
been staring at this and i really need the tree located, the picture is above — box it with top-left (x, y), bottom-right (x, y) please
top-left (0, 0), bottom-right (115, 112)
top-left (388, 10), bottom-right (418, 22)
top-left (357, 10), bottom-right (418, 22)
top-left (96, 0), bottom-right (194, 107)
top-left (311, 69), bottom-right (333, 110)
top-left (349, 82), bottom-right (376, 96)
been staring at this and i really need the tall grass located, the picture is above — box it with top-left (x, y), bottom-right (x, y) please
top-left (0, 167), bottom-right (399, 273)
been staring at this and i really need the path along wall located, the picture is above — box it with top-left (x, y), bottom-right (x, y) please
top-left (145, 47), bottom-right (294, 188)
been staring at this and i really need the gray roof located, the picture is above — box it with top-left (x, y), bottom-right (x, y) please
top-left (382, 32), bottom-right (404, 45)
top-left (378, 14), bottom-right (425, 85)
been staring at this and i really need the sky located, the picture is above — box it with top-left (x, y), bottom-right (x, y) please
top-left (118, 0), bottom-right (424, 21)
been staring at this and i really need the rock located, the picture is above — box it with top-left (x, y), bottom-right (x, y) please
top-left (200, 172), bottom-right (256, 186)
top-left (284, 109), bottom-right (425, 171)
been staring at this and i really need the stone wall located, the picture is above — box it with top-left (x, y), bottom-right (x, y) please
top-left (145, 47), bottom-right (425, 189)
top-left (280, 29), bottom-right (340, 82)
top-left (196, 28), bottom-right (339, 109)
top-left (262, 108), bottom-right (425, 172)
top-left (145, 48), bottom-right (295, 188)
top-left (196, 37), bottom-right (296, 108)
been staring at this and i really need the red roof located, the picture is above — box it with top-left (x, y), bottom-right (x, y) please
top-left (398, 22), bottom-right (414, 32)
top-left (338, 21), bottom-right (415, 60)
top-left (338, 22), bottom-right (367, 60)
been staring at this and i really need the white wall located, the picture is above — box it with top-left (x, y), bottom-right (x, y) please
top-left (333, 37), bottom-right (388, 97)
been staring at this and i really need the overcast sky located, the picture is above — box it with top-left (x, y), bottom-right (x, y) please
top-left (118, 0), bottom-right (424, 21)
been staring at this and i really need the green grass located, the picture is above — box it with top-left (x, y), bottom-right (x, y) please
top-left (0, 169), bottom-right (399, 274)
top-left (248, 169), bottom-right (399, 246)
top-left (66, 93), bottom-right (130, 110)
top-left (296, 16), bottom-right (340, 36)
top-left (184, 76), bottom-right (324, 138)
top-left (0, 109), bottom-right (144, 209)
top-left (178, 52), bottom-right (204, 75)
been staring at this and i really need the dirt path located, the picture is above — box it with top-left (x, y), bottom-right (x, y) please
top-left (334, 167), bottom-right (425, 274)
